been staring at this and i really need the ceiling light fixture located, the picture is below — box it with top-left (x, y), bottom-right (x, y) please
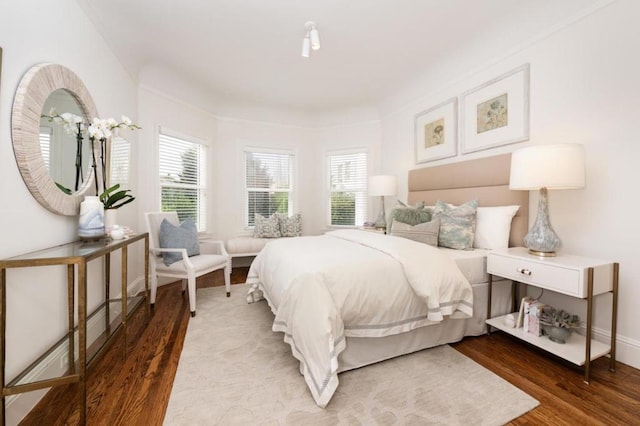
top-left (302, 21), bottom-right (320, 58)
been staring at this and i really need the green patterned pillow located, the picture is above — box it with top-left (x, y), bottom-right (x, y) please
top-left (434, 199), bottom-right (478, 250)
top-left (390, 205), bottom-right (432, 227)
top-left (253, 213), bottom-right (282, 238)
top-left (390, 217), bottom-right (440, 246)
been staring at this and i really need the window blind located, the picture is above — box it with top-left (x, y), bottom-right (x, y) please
top-left (159, 132), bottom-right (206, 231)
top-left (328, 151), bottom-right (368, 226)
top-left (39, 127), bottom-right (52, 172)
top-left (245, 150), bottom-right (293, 226)
top-left (109, 136), bottom-right (130, 187)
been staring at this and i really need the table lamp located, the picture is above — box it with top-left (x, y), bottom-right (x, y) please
top-left (369, 175), bottom-right (397, 229)
top-left (509, 144), bottom-right (585, 256)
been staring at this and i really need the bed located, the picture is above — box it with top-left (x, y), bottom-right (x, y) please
top-left (246, 153), bottom-right (529, 407)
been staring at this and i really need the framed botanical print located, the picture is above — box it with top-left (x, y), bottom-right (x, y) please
top-left (415, 97), bottom-right (457, 164)
top-left (461, 63), bottom-right (530, 153)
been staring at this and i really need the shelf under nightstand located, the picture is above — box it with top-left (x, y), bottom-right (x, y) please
top-left (486, 247), bottom-right (618, 383)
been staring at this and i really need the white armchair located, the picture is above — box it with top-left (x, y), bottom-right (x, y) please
top-left (145, 212), bottom-right (231, 317)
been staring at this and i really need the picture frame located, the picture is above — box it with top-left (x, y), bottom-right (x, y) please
top-left (461, 63), bottom-right (530, 154)
top-left (414, 97), bottom-right (457, 164)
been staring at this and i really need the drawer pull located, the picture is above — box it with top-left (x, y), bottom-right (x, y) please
top-left (517, 268), bottom-right (532, 276)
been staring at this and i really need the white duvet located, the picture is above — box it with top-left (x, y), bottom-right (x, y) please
top-left (246, 229), bottom-right (473, 407)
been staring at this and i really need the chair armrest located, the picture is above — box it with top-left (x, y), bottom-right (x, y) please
top-left (149, 247), bottom-right (194, 269)
top-left (198, 239), bottom-right (229, 257)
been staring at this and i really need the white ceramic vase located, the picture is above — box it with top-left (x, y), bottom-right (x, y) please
top-left (78, 196), bottom-right (105, 239)
top-left (104, 209), bottom-right (118, 236)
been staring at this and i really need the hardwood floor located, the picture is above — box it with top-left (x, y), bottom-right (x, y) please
top-left (21, 268), bottom-right (640, 425)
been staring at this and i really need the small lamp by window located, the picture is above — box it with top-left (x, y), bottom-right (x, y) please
top-left (509, 144), bottom-right (585, 257)
top-left (369, 175), bottom-right (397, 229)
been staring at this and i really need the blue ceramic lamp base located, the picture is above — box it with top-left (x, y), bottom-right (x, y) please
top-left (524, 188), bottom-right (561, 257)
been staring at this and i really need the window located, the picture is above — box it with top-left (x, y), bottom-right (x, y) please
top-left (159, 130), bottom-right (207, 230)
top-left (245, 149), bottom-right (294, 227)
top-left (327, 150), bottom-right (368, 226)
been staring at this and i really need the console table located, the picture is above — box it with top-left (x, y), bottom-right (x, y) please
top-left (0, 233), bottom-right (149, 425)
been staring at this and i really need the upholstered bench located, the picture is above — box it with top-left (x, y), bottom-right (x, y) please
top-left (225, 237), bottom-right (280, 262)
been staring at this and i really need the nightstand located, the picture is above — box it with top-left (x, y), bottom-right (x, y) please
top-left (486, 247), bottom-right (619, 383)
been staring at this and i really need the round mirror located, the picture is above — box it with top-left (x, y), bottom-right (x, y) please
top-left (12, 63), bottom-right (99, 216)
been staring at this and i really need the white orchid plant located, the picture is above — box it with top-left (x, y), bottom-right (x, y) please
top-left (41, 108), bottom-right (140, 195)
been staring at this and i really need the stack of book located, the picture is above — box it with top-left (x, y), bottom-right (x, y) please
top-left (517, 297), bottom-right (546, 337)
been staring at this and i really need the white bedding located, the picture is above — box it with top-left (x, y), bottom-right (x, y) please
top-left (246, 229), bottom-right (473, 407)
top-left (442, 247), bottom-right (490, 284)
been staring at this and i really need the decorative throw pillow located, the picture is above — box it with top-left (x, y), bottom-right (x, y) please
top-left (277, 212), bottom-right (302, 237)
top-left (434, 199), bottom-right (478, 250)
top-left (390, 205), bottom-right (433, 227)
top-left (253, 213), bottom-right (282, 238)
top-left (159, 217), bottom-right (200, 266)
top-left (396, 200), bottom-right (425, 209)
top-left (474, 206), bottom-right (520, 249)
top-left (390, 217), bottom-right (440, 246)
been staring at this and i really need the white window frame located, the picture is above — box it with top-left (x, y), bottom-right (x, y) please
top-left (326, 148), bottom-right (369, 228)
top-left (158, 127), bottom-right (208, 231)
top-left (244, 147), bottom-right (296, 228)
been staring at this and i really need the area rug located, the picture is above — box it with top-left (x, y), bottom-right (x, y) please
top-left (164, 284), bottom-right (538, 425)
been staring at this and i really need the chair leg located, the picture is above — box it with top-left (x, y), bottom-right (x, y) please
top-left (181, 279), bottom-right (187, 295)
top-left (150, 272), bottom-right (158, 305)
top-left (225, 260), bottom-right (232, 297)
top-left (225, 272), bottom-right (231, 298)
top-left (187, 274), bottom-right (196, 317)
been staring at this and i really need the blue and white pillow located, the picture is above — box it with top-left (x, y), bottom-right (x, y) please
top-left (159, 217), bottom-right (200, 266)
top-left (434, 199), bottom-right (478, 250)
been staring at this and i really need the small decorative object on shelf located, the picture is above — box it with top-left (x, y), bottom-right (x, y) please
top-left (78, 195), bottom-right (104, 240)
top-left (540, 306), bottom-right (581, 344)
top-left (110, 225), bottom-right (125, 240)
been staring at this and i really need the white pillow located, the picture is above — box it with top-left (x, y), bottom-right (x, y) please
top-left (473, 206), bottom-right (520, 249)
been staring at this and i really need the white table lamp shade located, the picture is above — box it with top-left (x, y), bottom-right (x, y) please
top-left (510, 144), bottom-right (585, 190)
top-left (509, 143), bottom-right (585, 256)
top-left (369, 175), bottom-right (397, 196)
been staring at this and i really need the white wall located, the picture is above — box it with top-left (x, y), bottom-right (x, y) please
top-left (380, 0), bottom-right (640, 368)
top-left (0, 1), bottom-right (139, 423)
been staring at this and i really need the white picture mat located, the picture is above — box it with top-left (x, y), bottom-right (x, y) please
top-left (461, 64), bottom-right (530, 153)
top-left (415, 97), bottom-right (457, 163)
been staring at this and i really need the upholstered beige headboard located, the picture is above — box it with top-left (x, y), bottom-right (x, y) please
top-left (407, 154), bottom-right (528, 247)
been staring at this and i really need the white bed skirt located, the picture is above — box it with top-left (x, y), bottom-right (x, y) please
top-left (337, 279), bottom-right (512, 372)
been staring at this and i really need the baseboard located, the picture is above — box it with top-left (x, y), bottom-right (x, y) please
top-left (6, 275), bottom-right (145, 425)
top-left (592, 326), bottom-right (640, 370)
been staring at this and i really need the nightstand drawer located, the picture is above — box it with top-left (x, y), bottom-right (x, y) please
top-left (488, 254), bottom-right (581, 296)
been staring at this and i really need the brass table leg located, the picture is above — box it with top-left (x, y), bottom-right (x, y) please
top-left (1, 268), bottom-right (6, 426)
top-left (67, 265), bottom-right (75, 374)
top-left (610, 263), bottom-right (619, 372)
top-left (105, 253), bottom-right (111, 336)
top-left (145, 236), bottom-right (150, 316)
top-left (487, 273), bottom-right (493, 334)
top-left (584, 267), bottom-right (594, 384)
top-left (78, 261), bottom-right (87, 424)
top-left (121, 245), bottom-right (128, 358)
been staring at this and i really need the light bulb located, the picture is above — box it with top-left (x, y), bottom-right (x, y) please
top-left (301, 35), bottom-right (311, 58)
top-left (310, 27), bottom-right (320, 50)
